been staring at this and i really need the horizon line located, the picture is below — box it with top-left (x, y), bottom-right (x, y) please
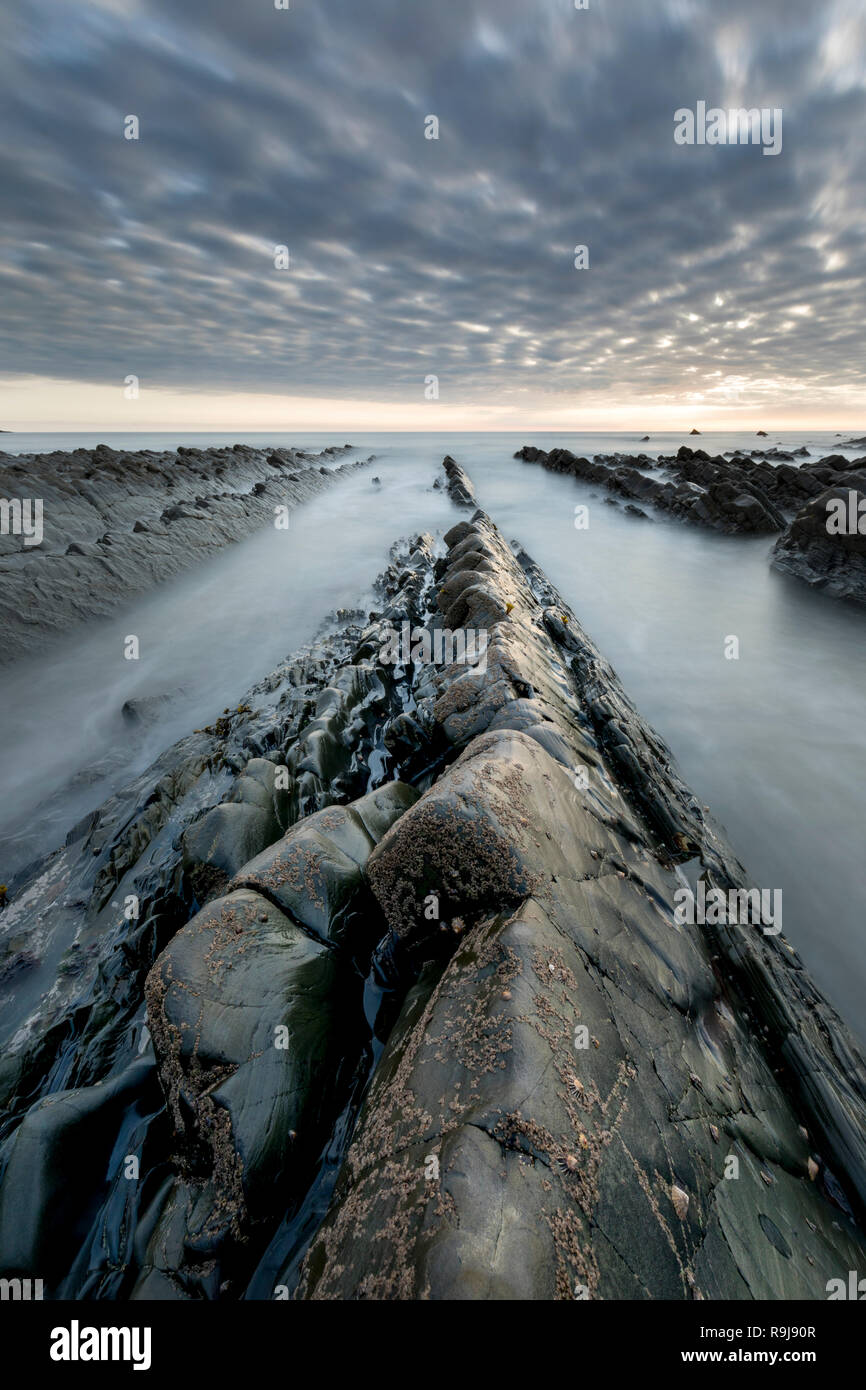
top-left (3, 425), bottom-right (863, 436)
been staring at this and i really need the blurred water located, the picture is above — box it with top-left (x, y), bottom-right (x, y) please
top-left (1, 430), bottom-right (865, 1041)
top-left (1, 426), bottom-right (861, 458)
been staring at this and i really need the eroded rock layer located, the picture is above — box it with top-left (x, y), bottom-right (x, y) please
top-left (0, 442), bottom-right (369, 662)
top-left (1, 460), bottom-right (865, 1301)
top-left (515, 441), bottom-right (866, 544)
top-left (772, 487), bottom-right (866, 605)
top-left (297, 491), bottom-right (866, 1300)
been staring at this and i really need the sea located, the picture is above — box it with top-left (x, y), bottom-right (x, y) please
top-left (1, 429), bottom-right (864, 1041)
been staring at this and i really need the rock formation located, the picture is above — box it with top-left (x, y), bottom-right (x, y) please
top-left (772, 487), bottom-right (866, 605)
top-left (0, 442), bottom-right (369, 663)
top-left (1, 459), bottom-right (865, 1301)
top-left (441, 454), bottom-right (477, 508)
top-left (515, 442), bottom-right (866, 534)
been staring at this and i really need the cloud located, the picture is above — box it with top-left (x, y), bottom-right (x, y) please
top-left (1, 0), bottom-right (864, 421)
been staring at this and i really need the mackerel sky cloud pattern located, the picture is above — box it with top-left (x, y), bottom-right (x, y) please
top-left (1, 0), bottom-right (864, 421)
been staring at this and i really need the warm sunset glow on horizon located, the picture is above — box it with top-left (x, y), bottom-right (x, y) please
top-left (3, 1), bottom-right (864, 439)
top-left (2, 375), bottom-right (863, 436)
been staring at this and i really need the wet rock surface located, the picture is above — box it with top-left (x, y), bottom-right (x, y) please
top-left (0, 442), bottom-right (369, 663)
top-left (772, 487), bottom-right (866, 606)
top-left (1, 457), bottom-right (866, 1300)
top-left (441, 454), bottom-right (477, 508)
top-left (296, 484), bottom-right (866, 1299)
top-left (514, 442), bottom-right (866, 548)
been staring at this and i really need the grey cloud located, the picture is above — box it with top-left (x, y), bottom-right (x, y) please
top-left (0, 0), bottom-right (864, 405)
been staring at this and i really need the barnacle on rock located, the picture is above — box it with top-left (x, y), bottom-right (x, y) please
top-left (671, 1184), bottom-right (690, 1220)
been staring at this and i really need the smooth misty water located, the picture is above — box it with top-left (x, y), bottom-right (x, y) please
top-left (2, 430), bottom-right (865, 1042)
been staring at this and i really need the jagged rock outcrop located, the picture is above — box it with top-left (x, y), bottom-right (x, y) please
top-left (0, 442), bottom-right (368, 663)
top-left (2, 457), bottom-right (865, 1302)
top-left (514, 442), bottom-right (866, 541)
top-left (772, 487), bottom-right (866, 606)
top-left (0, 526), bottom-right (447, 1297)
top-left (296, 482), bottom-right (866, 1300)
top-left (134, 782), bottom-right (417, 1298)
top-left (441, 454), bottom-right (477, 509)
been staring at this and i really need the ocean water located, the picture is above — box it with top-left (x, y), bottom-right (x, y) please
top-left (1, 430), bottom-right (865, 1043)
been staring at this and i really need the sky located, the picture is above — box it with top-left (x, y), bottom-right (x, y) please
top-left (1, 0), bottom-right (864, 432)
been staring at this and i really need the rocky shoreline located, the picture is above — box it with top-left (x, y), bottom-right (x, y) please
top-left (1, 457), bottom-right (865, 1300)
top-left (0, 442), bottom-right (370, 663)
top-left (515, 442), bottom-right (866, 605)
top-left (772, 486), bottom-right (866, 606)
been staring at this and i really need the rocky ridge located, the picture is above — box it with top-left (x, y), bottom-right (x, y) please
top-left (772, 486), bottom-right (866, 605)
top-left (0, 442), bottom-right (370, 662)
top-left (515, 442), bottom-right (866, 603)
top-left (0, 460), bottom-right (864, 1300)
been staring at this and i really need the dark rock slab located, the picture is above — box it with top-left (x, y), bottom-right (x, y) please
top-left (441, 455), bottom-right (477, 508)
top-left (297, 484), bottom-right (866, 1300)
top-left (0, 443), bottom-right (372, 663)
top-left (4, 454), bottom-right (866, 1302)
top-left (772, 487), bottom-right (866, 605)
top-left (514, 441), bottom-right (843, 538)
top-left (230, 782), bottom-right (419, 948)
